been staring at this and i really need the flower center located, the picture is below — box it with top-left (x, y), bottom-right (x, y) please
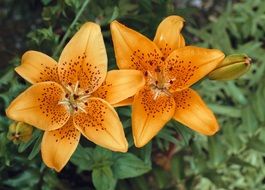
top-left (58, 81), bottom-right (90, 114)
top-left (145, 66), bottom-right (175, 100)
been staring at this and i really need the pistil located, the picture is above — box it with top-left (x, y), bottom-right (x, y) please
top-left (146, 69), bottom-right (175, 100)
top-left (58, 81), bottom-right (91, 114)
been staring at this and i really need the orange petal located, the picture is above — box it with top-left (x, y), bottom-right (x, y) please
top-left (112, 97), bottom-right (134, 107)
top-left (41, 118), bottom-right (80, 172)
top-left (73, 98), bottom-right (128, 152)
top-left (58, 22), bottom-right (107, 93)
top-left (132, 87), bottom-right (176, 147)
top-left (111, 20), bottom-right (163, 72)
top-left (6, 82), bottom-right (70, 131)
top-left (15, 51), bottom-right (59, 84)
top-left (165, 46), bottom-right (225, 91)
top-left (153, 15), bottom-right (185, 57)
top-left (173, 88), bottom-right (219, 135)
top-left (93, 70), bottom-right (145, 105)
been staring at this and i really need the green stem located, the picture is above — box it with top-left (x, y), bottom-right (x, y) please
top-left (52, 0), bottom-right (90, 58)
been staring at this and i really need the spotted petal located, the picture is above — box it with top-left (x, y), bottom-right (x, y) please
top-left (165, 46), bottom-right (225, 91)
top-left (173, 88), bottom-right (219, 135)
top-left (93, 70), bottom-right (145, 105)
top-left (58, 22), bottom-right (107, 93)
top-left (41, 118), bottom-right (80, 172)
top-left (153, 15), bottom-right (185, 57)
top-left (111, 21), bottom-right (163, 73)
top-left (73, 98), bottom-right (128, 152)
top-left (132, 87), bottom-right (176, 147)
top-left (6, 82), bottom-right (70, 131)
top-left (16, 51), bottom-right (59, 84)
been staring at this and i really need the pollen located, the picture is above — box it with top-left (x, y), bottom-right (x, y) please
top-left (58, 81), bottom-right (91, 114)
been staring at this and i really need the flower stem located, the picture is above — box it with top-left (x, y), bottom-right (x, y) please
top-left (52, 0), bottom-right (90, 58)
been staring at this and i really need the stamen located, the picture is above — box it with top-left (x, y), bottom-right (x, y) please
top-left (74, 81), bottom-right (79, 94)
top-left (78, 94), bottom-right (90, 101)
top-left (58, 100), bottom-right (70, 105)
top-left (153, 91), bottom-right (159, 100)
top-left (78, 106), bottom-right (87, 113)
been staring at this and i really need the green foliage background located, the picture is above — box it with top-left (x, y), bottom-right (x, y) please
top-left (1, 0), bottom-right (265, 189)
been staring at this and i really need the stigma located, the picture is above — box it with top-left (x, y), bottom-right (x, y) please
top-left (145, 67), bottom-right (175, 100)
top-left (58, 81), bottom-right (90, 114)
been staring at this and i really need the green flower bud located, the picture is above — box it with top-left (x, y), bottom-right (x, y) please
top-left (208, 54), bottom-right (251, 81)
top-left (7, 122), bottom-right (33, 144)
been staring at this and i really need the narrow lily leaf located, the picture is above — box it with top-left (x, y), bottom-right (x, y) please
top-left (247, 137), bottom-right (265, 154)
top-left (228, 156), bottom-right (256, 168)
top-left (28, 131), bottom-right (43, 160)
top-left (171, 155), bottom-right (185, 180)
top-left (18, 129), bottom-right (41, 153)
top-left (3, 169), bottom-right (40, 187)
top-left (242, 105), bottom-right (258, 135)
top-left (139, 142), bottom-right (152, 166)
top-left (251, 87), bottom-right (265, 123)
top-left (208, 136), bottom-right (226, 167)
top-left (208, 104), bottom-right (241, 118)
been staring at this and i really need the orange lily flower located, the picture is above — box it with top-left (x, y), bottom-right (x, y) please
top-left (6, 22), bottom-right (145, 171)
top-left (111, 16), bottom-right (225, 147)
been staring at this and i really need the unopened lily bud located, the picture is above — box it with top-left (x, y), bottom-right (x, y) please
top-left (208, 54), bottom-right (251, 80)
top-left (7, 122), bottom-right (33, 144)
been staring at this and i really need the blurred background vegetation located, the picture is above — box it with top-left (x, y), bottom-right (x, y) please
top-left (1, 0), bottom-right (265, 189)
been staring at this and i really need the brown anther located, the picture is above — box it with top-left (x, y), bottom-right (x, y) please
top-left (73, 94), bottom-right (79, 100)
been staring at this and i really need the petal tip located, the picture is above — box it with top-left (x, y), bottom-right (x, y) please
top-left (134, 139), bottom-right (148, 148)
top-left (165, 15), bottom-right (185, 22)
top-left (133, 135), bottom-right (149, 148)
top-left (206, 124), bottom-right (220, 136)
top-left (79, 22), bottom-right (101, 34)
top-left (109, 139), bottom-right (128, 152)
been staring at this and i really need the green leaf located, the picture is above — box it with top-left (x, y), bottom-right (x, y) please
top-left (208, 136), bottom-right (226, 167)
top-left (242, 105), bottom-right (258, 135)
top-left (139, 142), bottom-right (152, 166)
top-left (109, 6), bottom-right (119, 22)
top-left (247, 137), bottom-right (265, 154)
top-left (93, 146), bottom-right (112, 163)
top-left (113, 153), bottom-right (151, 179)
top-left (92, 166), bottom-right (116, 190)
top-left (87, 146), bottom-right (113, 171)
top-left (28, 131), bottom-right (43, 160)
top-left (227, 156), bottom-right (256, 168)
top-left (70, 145), bottom-right (94, 171)
top-left (3, 169), bottom-right (39, 187)
top-left (18, 129), bottom-right (41, 153)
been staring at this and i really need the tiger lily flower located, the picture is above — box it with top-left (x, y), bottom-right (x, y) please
top-left (111, 16), bottom-right (225, 147)
top-left (6, 22), bottom-right (145, 171)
